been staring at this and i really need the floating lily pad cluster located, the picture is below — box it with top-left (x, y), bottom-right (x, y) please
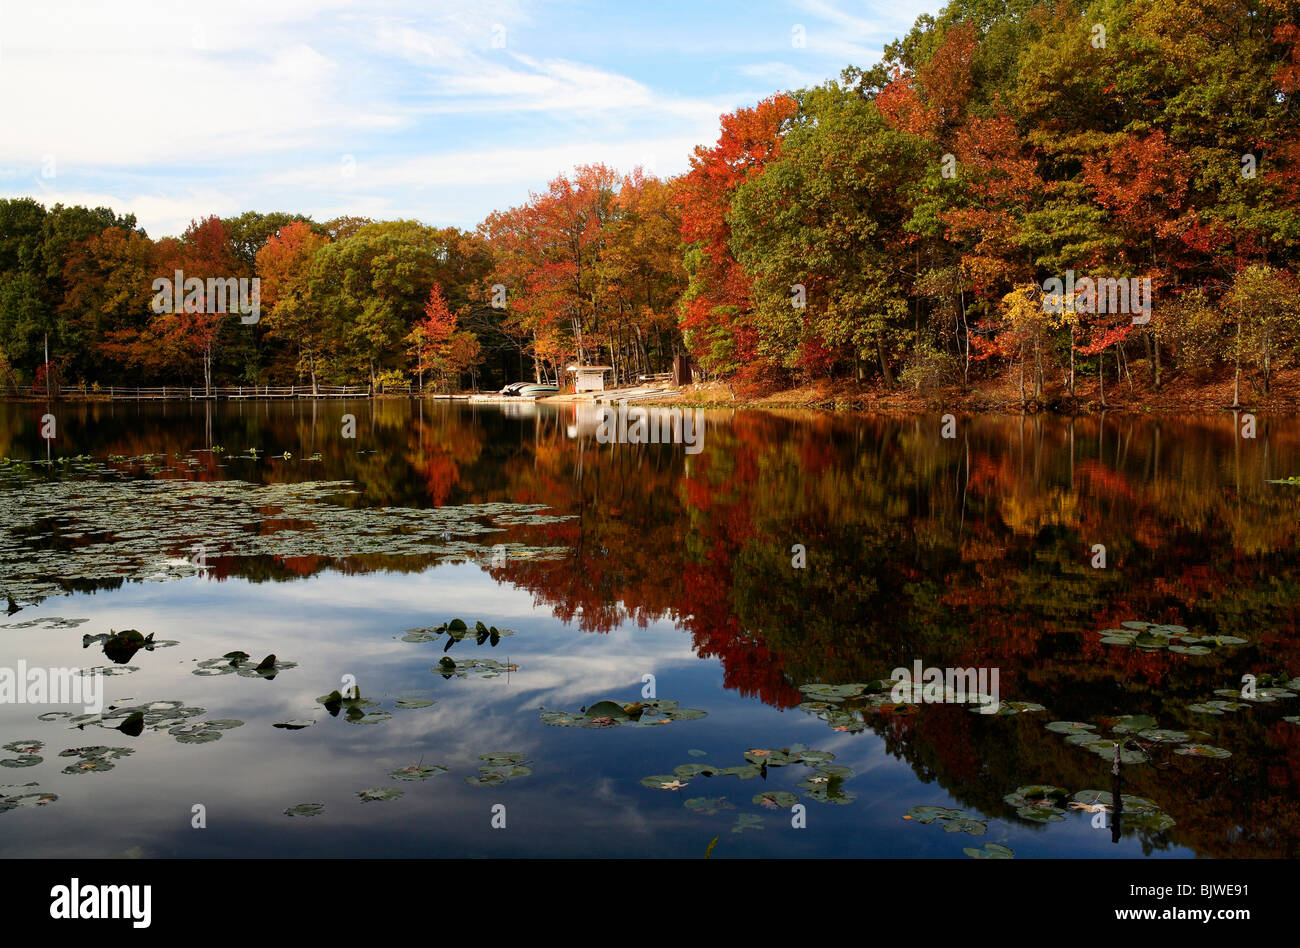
top-left (403, 618), bottom-right (515, 648)
top-left (0, 782), bottom-right (57, 812)
top-left (796, 679), bottom-right (1042, 732)
top-left (1067, 790), bottom-right (1177, 831)
top-left (40, 700), bottom-right (244, 745)
top-left (1097, 620), bottom-right (1246, 655)
top-left (540, 698), bottom-right (706, 728)
top-left (1002, 784), bottom-right (1070, 822)
top-left (1, 616), bottom-right (87, 630)
top-left (316, 689), bottom-right (391, 725)
top-left (1188, 676), bottom-right (1300, 715)
top-left (642, 745), bottom-right (854, 805)
top-left (194, 651), bottom-right (296, 678)
top-left (59, 745), bottom-right (134, 774)
top-left (1045, 716), bottom-right (1229, 762)
top-left (0, 739), bottom-right (43, 768)
top-left (904, 805), bottom-right (987, 835)
top-left (433, 656), bottom-right (518, 680)
top-left (0, 468), bottom-right (573, 609)
top-left (466, 752), bottom-right (531, 787)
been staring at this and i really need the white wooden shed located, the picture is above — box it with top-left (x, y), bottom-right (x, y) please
top-left (566, 364), bottom-right (613, 394)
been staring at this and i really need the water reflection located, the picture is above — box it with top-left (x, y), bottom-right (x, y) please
top-left (1, 401), bottom-right (1299, 857)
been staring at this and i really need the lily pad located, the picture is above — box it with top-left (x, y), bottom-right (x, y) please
top-left (0, 756), bottom-right (41, 768)
top-left (356, 787), bottom-right (403, 802)
top-left (731, 813), bottom-right (765, 833)
top-left (393, 698), bottom-right (436, 710)
top-left (284, 803), bottom-right (324, 817)
top-left (1003, 785), bottom-right (1069, 822)
top-left (1137, 728), bottom-right (1190, 743)
top-left (1, 740), bottom-right (43, 755)
top-left (964, 842), bottom-right (1015, 859)
top-left (389, 763), bottom-right (448, 781)
top-left (753, 791), bottom-right (799, 808)
top-left (1174, 743), bottom-right (1231, 759)
top-left (1109, 714), bottom-right (1159, 734)
top-left (684, 796), bottom-right (734, 815)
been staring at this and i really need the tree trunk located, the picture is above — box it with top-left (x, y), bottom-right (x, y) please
top-left (1069, 325), bottom-right (1075, 397)
top-left (876, 336), bottom-right (893, 386)
top-left (1232, 319), bottom-right (1241, 408)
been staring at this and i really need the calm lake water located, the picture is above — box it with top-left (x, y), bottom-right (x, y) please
top-left (2, 399), bottom-right (1299, 858)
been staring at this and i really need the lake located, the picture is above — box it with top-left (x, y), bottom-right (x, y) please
top-left (2, 398), bottom-right (1299, 858)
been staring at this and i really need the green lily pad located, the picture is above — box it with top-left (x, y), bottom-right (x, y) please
top-left (284, 803), bottom-right (324, 817)
top-left (715, 765), bottom-right (761, 780)
top-left (356, 787), bottom-right (403, 802)
top-left (684, 796), bottom-right (734, 815)
top-left (0, 757), bottom-right (41, 768)
top-left (905, 805), bottom-right (962, 824)
top-left (393, 698), bottom-right (436, 710)
top-left (171, 727), bottom-right (222, 744)
top-left (1082, 739), bottom-right (1147, 765)
top-left (1137, 728), bottom-right (1190, 743)
top-left (640, 774), bottom-right (690, 790)
top-left (1109, 714), bottom-right (1159, 734)
top-left (479, 752), bottom-right (526, 764)
top-left (2, 791), bottom-right (58, 808)
top-left (1174, 743), bottom-right (1231, 759)
top-left (346, 711), bottom-right (391, 726)
top-left (731, 813), bottom-right (765, 833)
top-left (389, 763), bottom-right (448, 781)
top-left (687, 749), bottom-right (708, 757)
top-left (1168, 644), bottom-right (1213, 655)
top-left (1, 740), bottom-right (43, 755)
top-left (752, 791), bottom-right (799, 808)
top-left (674, 763), bottom-right (718, 777)
top-left (584, 700), bottom-right (630, 720)
top-left (1003, 785), bottom-right (1068, 822)
top-left (965, 842), bottom-right (1015, 859)
top-left (1046, 721), bottom-right (1096, 734)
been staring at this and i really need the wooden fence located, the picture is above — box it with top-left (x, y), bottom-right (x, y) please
top-left (40, 384), bottom-right (375, 400)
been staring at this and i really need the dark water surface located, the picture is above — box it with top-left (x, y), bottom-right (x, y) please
top-left (2, 399), bottom-right (1299, 858)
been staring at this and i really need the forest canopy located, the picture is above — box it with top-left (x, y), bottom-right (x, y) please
top-left (2, 0), bottom-right (1298, 399)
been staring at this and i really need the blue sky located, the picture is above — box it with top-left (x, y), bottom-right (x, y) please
top-left (0, 0), bottom-right (941, 237)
